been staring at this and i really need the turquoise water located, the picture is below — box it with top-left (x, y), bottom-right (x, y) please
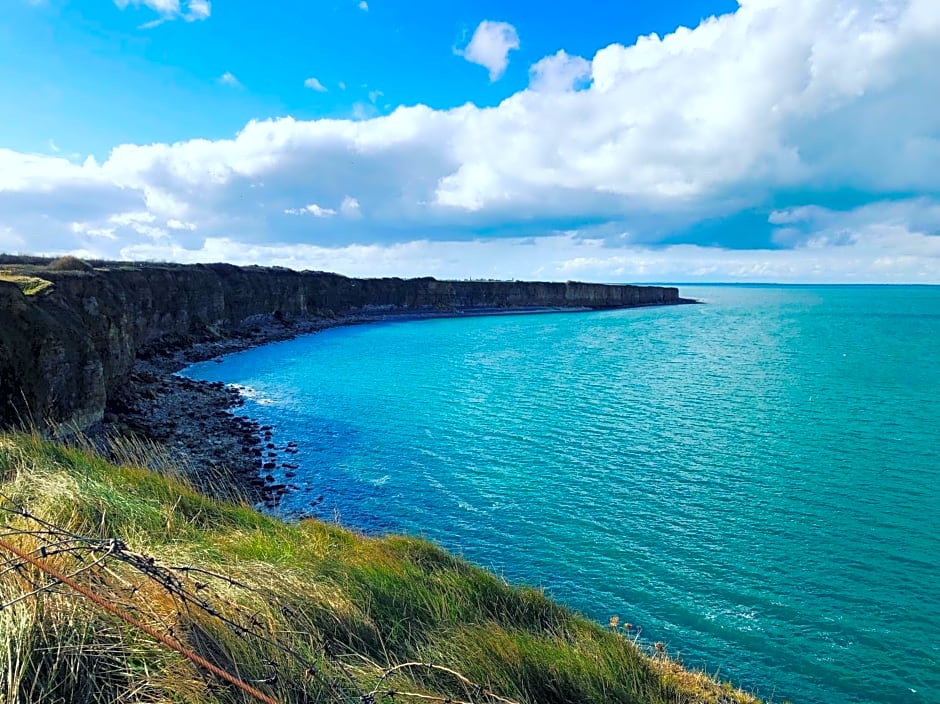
top-left (184, 286), bottom-right (940, 704)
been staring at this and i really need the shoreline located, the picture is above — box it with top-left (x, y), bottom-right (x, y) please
top-left (100, 301), bottom-right (697, 509)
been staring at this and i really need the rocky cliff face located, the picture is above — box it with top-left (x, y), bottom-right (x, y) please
top-left (0, 262), bottom-right (685, 430)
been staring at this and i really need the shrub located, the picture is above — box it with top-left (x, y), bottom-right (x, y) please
top-left (47, 255), bottom-right (94, 272)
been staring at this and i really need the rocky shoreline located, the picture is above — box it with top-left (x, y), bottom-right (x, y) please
top-left (97, 315), bottom-right (331, 507)
top-left (97, 309), bottom-right (508, 508)
top-left (96, 304), bottom-right (698, 511)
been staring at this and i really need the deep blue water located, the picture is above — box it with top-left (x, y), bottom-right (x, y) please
top-left (184, 286), bottom-right (940, 704)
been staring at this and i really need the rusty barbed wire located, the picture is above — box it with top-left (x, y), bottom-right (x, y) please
top-left (0, 537), bottom-right (280, 704)
top-left (0, 493), bottom-right (520, 704)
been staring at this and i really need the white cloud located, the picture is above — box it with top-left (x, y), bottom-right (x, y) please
top-left (219, 72), bottom-right (241, 87)
top-left (186, 0), bottom-right (210, 21)
top-left (71, 222), bottom-right (117, 240)
top-left (456, 20), bottom-right (520, 81)
top-left (358, 1), bottom-right (368, 11)
top-left (114, 0), bottom-right (210, 23)
top-left (340, 196), bottom-right (362, 218)
top-left (47, 139), bottom-right (61, 154)
top-left (529, 51), bottom-right (591, 93)
top-left (105, 210), bottom-right (166, 239)
top-left (113, 223), bottom-right (940, 284)
top-left (3, 0), bottom-right (940, 283)
top-left (304, 77), bottom-right (328, 92)
top-left (285, 203), bottom-right (337, 218)
top-left (368, 90), bottom-right (383, 103)
top-left (108, 211), bottom-right (155, 227)
top-left (114, 0), bottom-right (178, 13)
top-left (338, 81), bottom-right (347, 91)
top-left (0, 149), bottom-right (110, 193)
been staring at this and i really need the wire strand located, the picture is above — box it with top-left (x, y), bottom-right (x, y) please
top-left (0, 537), bottom-right (280, 704)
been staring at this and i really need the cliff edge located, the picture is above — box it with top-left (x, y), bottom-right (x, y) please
top-left (0, 258), bottom-right (689, 431)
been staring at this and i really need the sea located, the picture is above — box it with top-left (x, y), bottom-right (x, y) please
top-left (182, 285), bottom-right (940, 704)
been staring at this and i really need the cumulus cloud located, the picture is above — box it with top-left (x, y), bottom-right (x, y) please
top-left (114, 0), bottom-right (210, 23)
top-left (456, 21), bottom-right (520, 81)
top-left (304, 77), bottom-right (328, 92)
top-left (3, 0), bottom-right (940, 282)
top-left (528, 51), bottom-right (592, 93)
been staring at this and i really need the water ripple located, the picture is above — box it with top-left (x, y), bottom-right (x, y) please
top-left (184, 286), bottom-right (940, 704)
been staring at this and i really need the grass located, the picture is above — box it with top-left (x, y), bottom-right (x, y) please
top-left (45, 255), bottom-right (94, 272)
top-left (0, 431), bottom-right (767, 704)
top-left (0, 274), bottom-right (53, 296)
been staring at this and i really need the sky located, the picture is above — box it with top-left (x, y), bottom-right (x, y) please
top-left (1, 0), bottom-right (939, 283)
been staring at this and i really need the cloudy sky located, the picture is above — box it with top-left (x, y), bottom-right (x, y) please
top-left (2, 0), bottom-right (939, 282)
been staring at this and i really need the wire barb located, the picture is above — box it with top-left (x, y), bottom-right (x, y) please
top-left (0, 495), bottom-right (519, 704)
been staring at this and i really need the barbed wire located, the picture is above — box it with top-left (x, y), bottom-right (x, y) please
top-left (0, 492), bottom-right (521, 704)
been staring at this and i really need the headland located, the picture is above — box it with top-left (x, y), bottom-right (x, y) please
top-left (0, 255), bottom-right (693, 502)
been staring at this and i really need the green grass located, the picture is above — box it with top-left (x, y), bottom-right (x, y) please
top-left (0, 273), bottom-right (53, 296)
top-left (0, 432), bottom-right (766, 704)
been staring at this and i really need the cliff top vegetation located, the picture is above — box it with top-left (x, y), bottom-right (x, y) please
top-left (0, 431), bottom-right (764, 704)
top-left (0, 273), bottom-right (54, 296)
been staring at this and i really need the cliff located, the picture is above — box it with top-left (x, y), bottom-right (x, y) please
top-left (0, 259), bottom-right (687, 431)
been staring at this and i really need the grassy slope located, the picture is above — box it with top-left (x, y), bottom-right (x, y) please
top-left (0, 433), bottom-right (762, 704)
top-left (0, 274), bottom-right (54, 296)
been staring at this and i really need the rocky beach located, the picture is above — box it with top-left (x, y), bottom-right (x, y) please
top-left (1, 257), bottom-right (692, 508)
top-left (98, 313), bottom-right (371, 508)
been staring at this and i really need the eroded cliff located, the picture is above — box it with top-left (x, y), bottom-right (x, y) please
top-left (0, 260), bottom-right (688, 430)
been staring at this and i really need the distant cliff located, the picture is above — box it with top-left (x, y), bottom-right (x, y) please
top-left (0, 260), bottom-right (689, 430)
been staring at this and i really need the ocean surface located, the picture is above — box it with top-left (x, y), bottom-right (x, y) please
top-left (183, 285), bottom-right (940, 704)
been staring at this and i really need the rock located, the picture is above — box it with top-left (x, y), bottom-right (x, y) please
top-left (0, 260), bottom-right (684, 431)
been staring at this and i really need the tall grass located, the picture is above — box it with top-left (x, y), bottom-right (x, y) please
top-left (0, 432), bottom-right (766, 703)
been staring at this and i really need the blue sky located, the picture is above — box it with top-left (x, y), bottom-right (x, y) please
top-left (2, 0), bottom-right (939, 282)
top-left (5, 0), bottom-right (737, 155)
